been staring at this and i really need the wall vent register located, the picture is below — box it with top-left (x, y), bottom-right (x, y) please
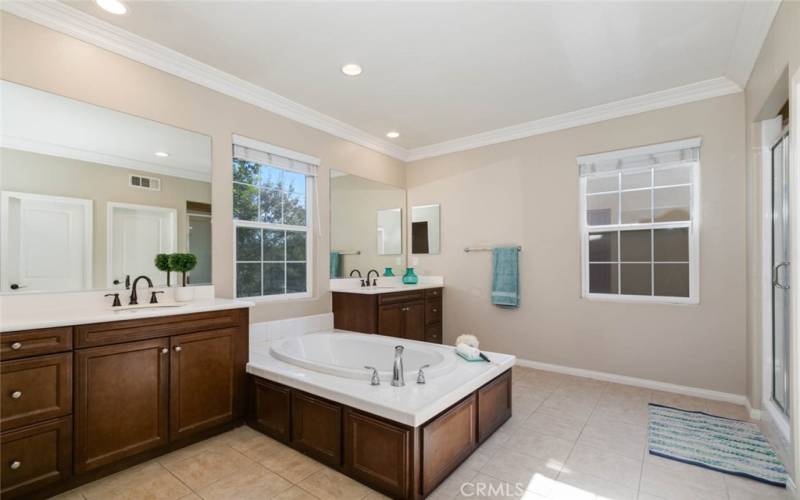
top-left (578, 137), bottom-right (701, 304)
top-left (129, 174), bottom-right (161, 191)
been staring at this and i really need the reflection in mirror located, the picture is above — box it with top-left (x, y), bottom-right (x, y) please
top-left (0, 81), bottom-right (212, 294)
top-left (411, 204), bottom-right (440, 254)
top-left (330, 170), bottom-right (405, 278)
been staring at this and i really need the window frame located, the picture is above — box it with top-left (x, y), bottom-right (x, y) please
top-left (579, 160), bottom-right (700, 305)
top-left (232, 161), bottom-right (314, 302)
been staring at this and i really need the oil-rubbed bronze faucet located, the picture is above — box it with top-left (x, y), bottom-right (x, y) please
top-left (128, 275), bottom-right (153, 305)
top-left (366, 269), bottom-right (379, 287)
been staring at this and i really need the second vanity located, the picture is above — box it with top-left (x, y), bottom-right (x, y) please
top-left (331, 278), bottom-right (444, 344)
top-left (0, 287), bottom-right (252, 499)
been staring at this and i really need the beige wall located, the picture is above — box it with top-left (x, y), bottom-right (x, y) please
top-left (0, 147), bottom-right (211, 288)
top-left (742, 0), bottom-right (800, 480)
top-left (406, 93), bottom-right (747, 395)
top-left (0, 13), bottom-right (406, 323)
top-left (330, 174), bottom-right (406, 277)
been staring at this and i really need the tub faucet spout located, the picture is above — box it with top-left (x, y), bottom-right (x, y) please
top-left (391, 345), bottom-right (405, 387)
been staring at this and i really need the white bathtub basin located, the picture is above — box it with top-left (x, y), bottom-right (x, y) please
top-left (269, 332), bottom-right (456, 381)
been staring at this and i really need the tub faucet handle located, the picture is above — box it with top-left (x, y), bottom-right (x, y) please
top-left (417, 364), bottom-right (430, 384)
top-left (364, 366), bottom-right (380, 386)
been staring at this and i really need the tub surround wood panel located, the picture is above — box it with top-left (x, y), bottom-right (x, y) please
top-left (0, 305), bottom-right (250, 499)
top-left (333, 287), bottom-right (443, 344)
top-left (248, 368), bottom-right (511, 499)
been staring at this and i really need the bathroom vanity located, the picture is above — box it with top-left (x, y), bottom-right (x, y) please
top-left (332, 284), bottom-right (443, 344)
top-left (0, 298), bottom-right (251, 499)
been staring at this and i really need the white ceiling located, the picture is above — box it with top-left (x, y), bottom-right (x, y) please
top-left (1, 80), bottom-right (212, 181)
top-left (4, 1), bottom-right (778, 160)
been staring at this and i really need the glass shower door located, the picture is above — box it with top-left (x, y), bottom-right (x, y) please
top-left (772, 130), bottom-right (791, 415)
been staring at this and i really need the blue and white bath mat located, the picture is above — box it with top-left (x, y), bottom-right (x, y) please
top-left (648, 403), bottom-right (787, 487)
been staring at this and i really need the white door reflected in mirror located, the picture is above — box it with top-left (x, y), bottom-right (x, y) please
top-left (0, 191), bottom-right (93, 292)
top-left (377, 208), bottom-right (402, 255)
top-left (411, 204), bottom-right (440, 254)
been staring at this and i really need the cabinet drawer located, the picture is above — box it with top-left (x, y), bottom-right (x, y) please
top-left (425, 324), bottom-right (442, 344)
top-left (477, 370), bottom-right (512, 443)
top-left (1, 353), bottom-right (72, 431)
top-left (0, 327), bottom-right (72, 361)
top-left (425, 288), bottom-right (443, 299)
top-left (425, 299), bottom-right (442, 325)
top-left (75, 309), bottom-right (241, 347)
top-left (422, 394), bottom-right (477, 494)
top-left (379, 291), bottom-right (425, 305)
top-left (1, 416), bottom-right (72, 499)
top-left (345, 409), bottom-right (412, 498)
top-left (291, 391), bottom-right (342, 467)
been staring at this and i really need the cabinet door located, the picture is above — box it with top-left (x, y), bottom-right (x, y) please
top-left (477, 370), bottom-right (512, 443)
top-left (404, 302), bottom-right (426, 342)
top-left (378, 303), bottom-right (405, 339)
top-left (170, 329), bottom-right (237, 442)
top-left (75, 338), bottom-right (169, 473)
top-left (422, 394), bottom-right (477, 495)
top-left (291, 391), bottom-right (342, 467)
top-left (251, 377), bottom-right (291, 443)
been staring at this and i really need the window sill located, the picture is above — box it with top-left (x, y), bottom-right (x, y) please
top-left (582, 293), bottom-right (699, 305)
top-left (239, 292), bottom-right (314, 304)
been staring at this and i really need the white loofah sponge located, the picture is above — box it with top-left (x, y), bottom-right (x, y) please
top-left (455, 334), bottom-right (479, 349)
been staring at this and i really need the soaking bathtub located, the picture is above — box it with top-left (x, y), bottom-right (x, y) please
top-left (269, 331), bottom-right (457, 381)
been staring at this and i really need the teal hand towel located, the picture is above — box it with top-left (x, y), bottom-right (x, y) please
top-left (491, 247), bottom-right (519, 307)
top-left (330, 252), bottom-right (341, 278)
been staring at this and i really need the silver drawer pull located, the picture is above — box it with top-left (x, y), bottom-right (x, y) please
top-left (174, 346), bottom-right (182, 352)
top-left (161, 348), bottom-right (168, 354)
top-left (10, 342), bottom-right (22, 350)
top-left (10, 391), bottom-right (22, 400)
top-left (9, 461), bottom-right (20, 470)
top-left (432, 308), bottom-right (438, 313)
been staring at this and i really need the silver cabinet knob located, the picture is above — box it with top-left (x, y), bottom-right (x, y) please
top-left (174, 346), bottom-right (182, 352)
top-left (9, 461), bottom-right (20, 470)
top-left (432, 308), bottom-right (438, 313)
top-left (161, 348), bottom-right (168, 354)
top-left (10, 342), bottom-right (22, 350)
top-left (10, 391), bottom-right (22, 400)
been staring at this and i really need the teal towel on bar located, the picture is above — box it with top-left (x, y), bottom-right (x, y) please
top-left (330, 252), bottom-right (341, 278)
top-left (491, 247), bottom-right (519, 307)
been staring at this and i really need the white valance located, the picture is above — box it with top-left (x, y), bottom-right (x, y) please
top-left (232, 134), bottom-right (319, 177)
top-left (577, 137), bottom-right (701, 177)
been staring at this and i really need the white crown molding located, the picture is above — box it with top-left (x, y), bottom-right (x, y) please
top-left (3, 2), bottom-right (763, 164)
top-left (0, 1), bottom-right (410, 162)
top-left (725, 0), bottom-right (781, 87)
top-left (407, 77), bottom-right (742, 161)
top-left (1, 135), bottom-right (211, 182)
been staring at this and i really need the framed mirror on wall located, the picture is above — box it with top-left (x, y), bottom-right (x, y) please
top-left (411, 204), bottom-right (441, 254)
top-left (330, 169), bottom-right (406, 278)
top-left (0, 80), bottom-right (213, 294)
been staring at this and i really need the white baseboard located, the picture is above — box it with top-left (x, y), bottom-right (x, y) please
top-left (516, 357), bottom-right (754, 412)
top-left (745, 399), bottom-right (762, 421)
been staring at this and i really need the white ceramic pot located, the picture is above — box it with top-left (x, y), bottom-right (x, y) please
top-left (174, 286), bottom-right (195, 302)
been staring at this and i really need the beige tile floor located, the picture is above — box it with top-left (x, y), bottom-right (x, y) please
top-left (52, 366), bottom-right (791, 500)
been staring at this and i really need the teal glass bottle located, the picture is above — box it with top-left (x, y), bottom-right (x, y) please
top-left (383, 267), bottom-right (395, 277)
top-left (402, 267), bottom-right (418, 285)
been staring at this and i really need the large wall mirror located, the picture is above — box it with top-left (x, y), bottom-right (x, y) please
top-left (330, 170), bottom-right (405, 278)
top-left (0, 81), bottom-right (212, 294)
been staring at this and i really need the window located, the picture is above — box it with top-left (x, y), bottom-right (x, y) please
top-left (232, 135), bottom-right (317, 299)
top-left (578, 138), bottom-right (700, 303)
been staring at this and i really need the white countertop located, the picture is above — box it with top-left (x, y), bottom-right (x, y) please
top-left (0, 286), bottom-right (253, 332)
top-left (331, 282), bottom-right (444, 295)
top-left (247, 330), bottom-right (514, 427)
top-left (329, 275), bottom-right (444, 295)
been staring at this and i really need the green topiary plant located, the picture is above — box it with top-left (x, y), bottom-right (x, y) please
top-left (168, 253), bottom-right (198, 287)
top-left (154, 253), bottom-right (172, 286)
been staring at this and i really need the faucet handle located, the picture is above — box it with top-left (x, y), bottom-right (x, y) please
top-left (104, 293), bottom-right (121, 307)
top-left (417, 364), bottom-right (430, 384)
top-left (364, 366), bottom-right (380, 386)
top-left (150, 291), bottom-right (165, 304)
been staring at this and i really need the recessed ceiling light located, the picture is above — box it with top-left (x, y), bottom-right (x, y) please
top-left (386, 131), bottom-right (400, 139)
top-left (155, 151), bottom-right (169, 158)
top-left (96, 0), bottom-right (127, 15)
top-left (341, 64), bottom-right (362, 77)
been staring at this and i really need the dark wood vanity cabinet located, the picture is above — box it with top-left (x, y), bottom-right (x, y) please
top-left (0, 307), bottom-right (249, 499)
top-left (333, 287), bottom-right (443, 344)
